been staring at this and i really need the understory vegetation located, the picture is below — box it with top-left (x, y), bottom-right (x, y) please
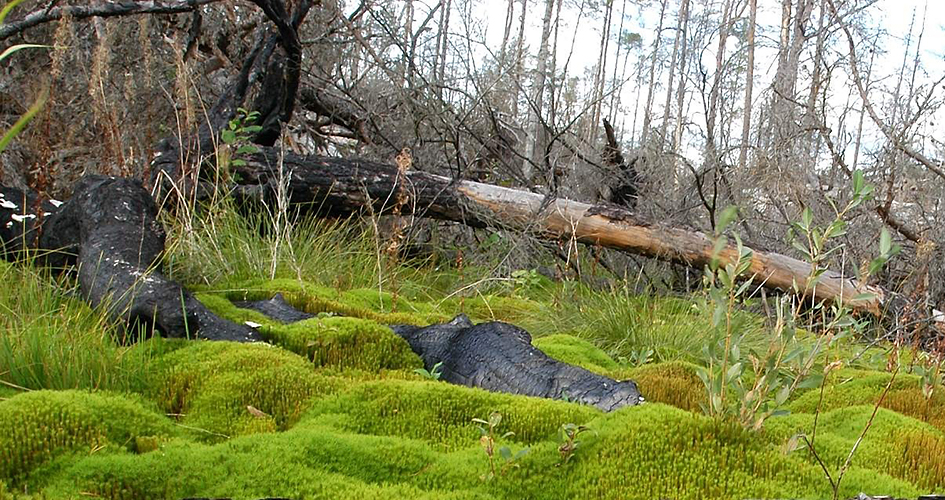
top-left (1, 196), bottom-right (944, 500)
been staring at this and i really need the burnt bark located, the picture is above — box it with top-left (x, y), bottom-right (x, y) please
top-left (392, 314), bottom-right (644, 412)
top-left (2, 177), bottom-right (260, 342)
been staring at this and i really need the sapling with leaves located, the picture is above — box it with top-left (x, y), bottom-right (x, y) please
top-left (698, 171), bottom-right (900, 431)
top-left (556, 423), bottom-right (594, 466)
top-left (471, 411), bottom-right (529, 480)
top-left (215, 108), bottom-right (263, 182)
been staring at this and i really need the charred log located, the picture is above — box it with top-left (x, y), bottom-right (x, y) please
top-left (602, 118), bottom-right (640, 210)
top-left (1, 176), bottom-right (259, 342)
top-left (391, 314), bottom-right (644, 412)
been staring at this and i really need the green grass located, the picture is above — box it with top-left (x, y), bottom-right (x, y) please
top-left (0, 201), bottom-right (939, 498)
top-left (0, 260), bottom-right (165, 393)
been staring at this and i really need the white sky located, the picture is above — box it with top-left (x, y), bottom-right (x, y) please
top-left (462, 0), bottom-right (945, 161)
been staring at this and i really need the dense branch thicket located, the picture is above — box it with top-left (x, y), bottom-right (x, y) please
top-left (0, 0), bottom-right (943, 333)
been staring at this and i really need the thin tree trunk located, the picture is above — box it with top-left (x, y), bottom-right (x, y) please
top-left (737, 0), bottom-right (757, 172)
top-left (705, 0), bottom-right (734, 168)
top-left (608, 0), bottom-right (628, 123)
top-left (670, 0), bottom-right (690, 171)
top-left (640, 0), bottom-right (667, 145)
top-left (658, 1), bottom-right (683, 147)
top-left (523, 0), bottom-right (556, 184)
top-left (512, 0), bottom-right (528, 118)
top-left (588, 0), bottom-right (615, 140)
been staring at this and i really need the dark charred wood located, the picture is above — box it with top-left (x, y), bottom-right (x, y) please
top-left (2, 176), bottom-right (260, 342)
top-left (391, 314), bottom-right (644, 412)
top-left (0, 0), bottom-right (225, 41)
top-left (602, 118), bottom-right (639, 210)
top-left (234, 293), bottom-right (315, 323)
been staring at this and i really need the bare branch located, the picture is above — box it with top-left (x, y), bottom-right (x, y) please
top-left (0, 0), bottom-right (224, 41)
top-left (826, 0), bottom-right (945, 183)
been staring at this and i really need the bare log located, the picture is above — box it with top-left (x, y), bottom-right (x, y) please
top-left (235, 150), bottom-right (886, 315)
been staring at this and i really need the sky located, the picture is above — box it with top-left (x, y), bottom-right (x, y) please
top-left (489, 0), bottom-right (945, 162)
top-left (354, 0), bottom-right (945, 165)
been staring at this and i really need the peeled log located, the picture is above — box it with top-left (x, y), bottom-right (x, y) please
top-left (236, 151), bottom-right (885, 315)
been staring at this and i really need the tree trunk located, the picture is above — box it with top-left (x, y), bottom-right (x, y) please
top-left (640, 0), bottom-right (667, 145)
top-left (737, 0), bottom-right (756, 172)
top-left (232, 149), bottom-right (887, 315)
top-left (523, 0), bottom-right (556, 184)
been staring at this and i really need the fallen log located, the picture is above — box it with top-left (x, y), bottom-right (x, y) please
top-left (391, 314), bottom-right (644, 412)
top-left (233, 151), bottom-right (887, 316)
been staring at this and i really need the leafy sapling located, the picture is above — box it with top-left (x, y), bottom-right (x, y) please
top-left (472, 411), bottom-right (529, 480)
top-left (556, 423), bottom-right (595, 466)
top-left (215, 108), bottom-right (263, 181)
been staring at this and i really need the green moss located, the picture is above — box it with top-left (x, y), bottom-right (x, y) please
top-left (302, 379), bottom-right (599, 451)
top-left (457, 295), bottom-right (545, 325)
top-left (533, 334), bottom-right (619, 374)
top-left (764, 405), bottom-right (945, 491)
top-left (265, 316), bottom-right (423, 371)
top-left (0, 390), bottom-right (177, 483)
top-left (548, 403), bottom-right (919, 500)
top-left (149, 342), bottom-right (342, 439)
top-left (40, 425), bottom-right (497, 500)
top-left (786, 370), bottom-right (945, 432)
top-left (613, 361), bottom-right (706, 412)
top-left (10, 269), bottom-right (945, 498)
top-left (200, 279), bottom-right (450, 326)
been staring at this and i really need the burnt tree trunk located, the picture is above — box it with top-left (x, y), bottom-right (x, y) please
top-left (233, 149), bottom-right (886, 315)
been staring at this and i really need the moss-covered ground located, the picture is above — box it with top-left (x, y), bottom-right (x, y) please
top-left (2, 213), bottom-right (944, 499)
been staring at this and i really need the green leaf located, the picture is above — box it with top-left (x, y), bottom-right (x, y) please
top-left (221, 129), bottom-right (237, 144)
top-left (717, 205), bottom-right (739, 234)
top-left (498, 446), bottom-right (512, 460)
top-left (0, 0), bottom-right (27, 24)
top-left (800, 207), bottom-right (813, 231)
top-left (868, 257), bottom-right (886, 277)
top-left (824, 219), bottom-right (847, 239)
top-left (879, 228), bottom-right (892, 255)
top-left (726, 362), bottom-right (743, 382)
top-left (852, 170), bottom-right (865, 194)
top-left (775, 385), bottom-right (791, 406)
top-left (797, 373), bottom-right (824, 390)
top-left (235, 145), bottom-right (258, 155)
top-left (791, 239), bottom-right (812, 261)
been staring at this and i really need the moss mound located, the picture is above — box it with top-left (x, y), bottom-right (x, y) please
top-left (149, 342), bottom-right (341, 439)
top-left (788, 370), bottom-right (945, 432)
top-left (533, 334), bottom-right (619, 374)
top-left (620, 361), bottom-right (706, 412)
top-left (0, 390), bottom-right (177, 483)
top-left (266, 316), bottom-right (423, 371)
top-left (302, 379), bottom-right (600, 451)
top-left (7, 273), bottom-right (945, 498)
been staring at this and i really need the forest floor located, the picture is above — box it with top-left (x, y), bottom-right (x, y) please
top-left (1, 203), bottom-right (944, 500)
